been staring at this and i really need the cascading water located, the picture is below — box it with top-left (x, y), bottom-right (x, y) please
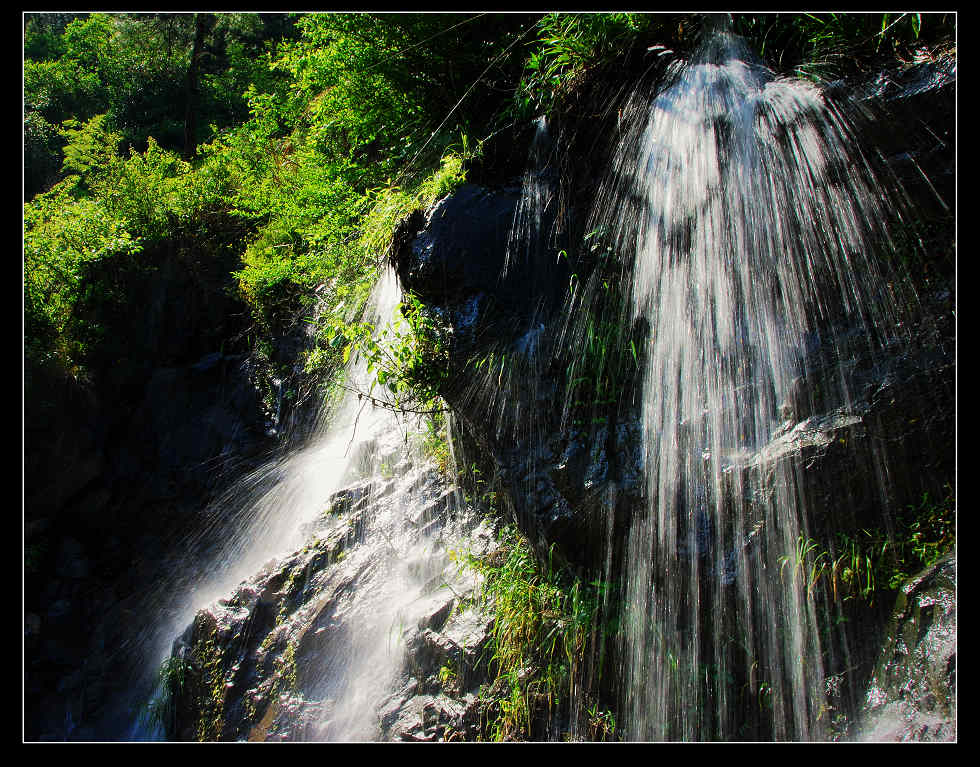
top-left (503, 115), bottom-right (557, 285)
top-left (127, 268), bottom-right (488, 741)
top-left (584, 26), bottom-right (921, 740)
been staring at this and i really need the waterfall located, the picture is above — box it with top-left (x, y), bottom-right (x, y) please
top-left (503, 115), bottom-right (557, 284)
top-left (583, 27), bottom-right (920, 741)
top-left (129, 268), bottom-right (473, 741)
top-left (182, 270), bottom-right (403, 604)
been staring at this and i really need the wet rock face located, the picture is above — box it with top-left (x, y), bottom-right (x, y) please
top-left (857, 555), bottom-right (956, 742)
top-left (751, 311), bottom-right (956, 542)
top-left (391, 57), bottom-right (956, 740)
top-left (401, 191), bottom-right (955, 578)
top-left (392, 182), bottom-right (570, 373)
top-left (380, 603), bottom-right (496, 742)
top-left (488, 412), bottom-right (645, 572)
top-left (845, 54), bottom-right (956, 227)
top-left (165, 448), bottom-right (501, 742)
top-left (393, 184), bottom-right (519, 308)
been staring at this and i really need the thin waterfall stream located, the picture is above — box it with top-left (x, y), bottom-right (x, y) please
top-left (128, 270), bottom-right (490, 741)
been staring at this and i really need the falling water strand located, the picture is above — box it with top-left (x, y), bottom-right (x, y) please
top-left (128, 269), bottom-right (451, 740)
top-left (503, 115), bottom-right (556, 283)
top-left (590, 30), bottom-right (914, 740)
top-left (175, 270), bottom-right (401, 616)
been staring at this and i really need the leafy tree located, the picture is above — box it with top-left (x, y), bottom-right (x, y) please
top-left (24, 13), bottom-right (78, 60)
top-left (23, 12), bottom-right (298, 199)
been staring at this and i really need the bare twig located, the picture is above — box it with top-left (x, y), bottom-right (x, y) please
top-left (337, 382), bottom-right (449, 416)
top-left (345, 395), bottom-right (370, 457)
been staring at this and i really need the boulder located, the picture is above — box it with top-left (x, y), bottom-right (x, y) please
top-left (857, 555), bottom-right (956, 741)
top-left (165, 448), bottom-right (501, 742)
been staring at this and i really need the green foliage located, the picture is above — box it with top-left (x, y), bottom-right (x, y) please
top-left (585, 701), bottom-right (617, 741)
top-left (515, 13), bottom-right (654, 118)
top-left (461, 525), bottom-right (615, 741)
top-left (25, 12), bottom-right (507, 426)
top-left (24, 14), bottom-right (77, 61)
top-left (413, 409), bottom-right (452, 476)
top-left (221, 22), bottom-right (476, 338)
top-left (274, 15), bottom-right (428, 165)
top-left (437, 659), bottom-right (460, 691)
top-left (24, 176), bottom-right (142, 372)
top-left (24, 14), bottom-right (172, 195)
top-left (55, 113), bottom-right (229, 236)
top-left (294, 151), bottom-right (468, 406)
top-left (24, 13), bottom-right (297, 200)
top-left (327, 293), bottom-right (450, 411)
top-left (779, 485), bottom-right (955, 605)
top-left (102, 137), bottom-right (225, 237)
top-left (731, 12), bottom-right (953, 80)
top-left (780, 532), bottom-right (882, 604)
top-left (904, 485), bottom-right (956, 570)
top-left (24, 33), bottom-right (107, 195)
top-left (272, 14), bottom-right (530, 171)
top-left (24, 112), bottom-right (237, 381)
top-left (57, 113), bottom-right (122, 180)
top-left (198, 14), bottom-right (297, 130)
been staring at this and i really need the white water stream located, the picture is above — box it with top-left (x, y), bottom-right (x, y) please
top-left (587, 27), bottom-right (916, 740)
top-left (127, 269), bottom-right (464, 741)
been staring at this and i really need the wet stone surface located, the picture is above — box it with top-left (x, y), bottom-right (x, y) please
top-left (166, 448), bottom-right (501, 742)
top-left (857, 555), bottom-right (956, 742)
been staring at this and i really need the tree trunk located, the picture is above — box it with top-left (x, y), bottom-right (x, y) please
top-left (183, 13), bottom-right (215, 160)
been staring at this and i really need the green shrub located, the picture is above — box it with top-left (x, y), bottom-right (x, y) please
top-left (780, 485), bottom-right (956, 605)
top-left (514, 13), bottom-right (656, 118)
top-left (459, 525), bottom-right (615, 741)
top-left (297, 150), bottom-right (469, 406)
top-left (24, 177), bottom-right (142, 372)
top-left (732, 12), bottom-right (952, 80)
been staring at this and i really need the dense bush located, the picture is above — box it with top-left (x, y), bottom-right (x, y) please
top-left (24, 13), bottom-right (535, 406)
top-left (24, 10), bottom-right (957, 442)
top-left (24, 13), bottom-right (298, 199)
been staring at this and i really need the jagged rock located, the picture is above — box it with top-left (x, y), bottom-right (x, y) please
top-left (164, 449), bottom-right (501, 742)
top-left (382, 602), bottom-right (496, 742)
top-left (395, 184), bottom-right (519, 307)
top-left (857, 555), bottom-right (956, 741)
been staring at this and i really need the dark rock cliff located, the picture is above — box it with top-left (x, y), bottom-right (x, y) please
top-left (24, 233), bottom-right (281, 740)
top-left (389, 54), bottom-right (956, 740)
